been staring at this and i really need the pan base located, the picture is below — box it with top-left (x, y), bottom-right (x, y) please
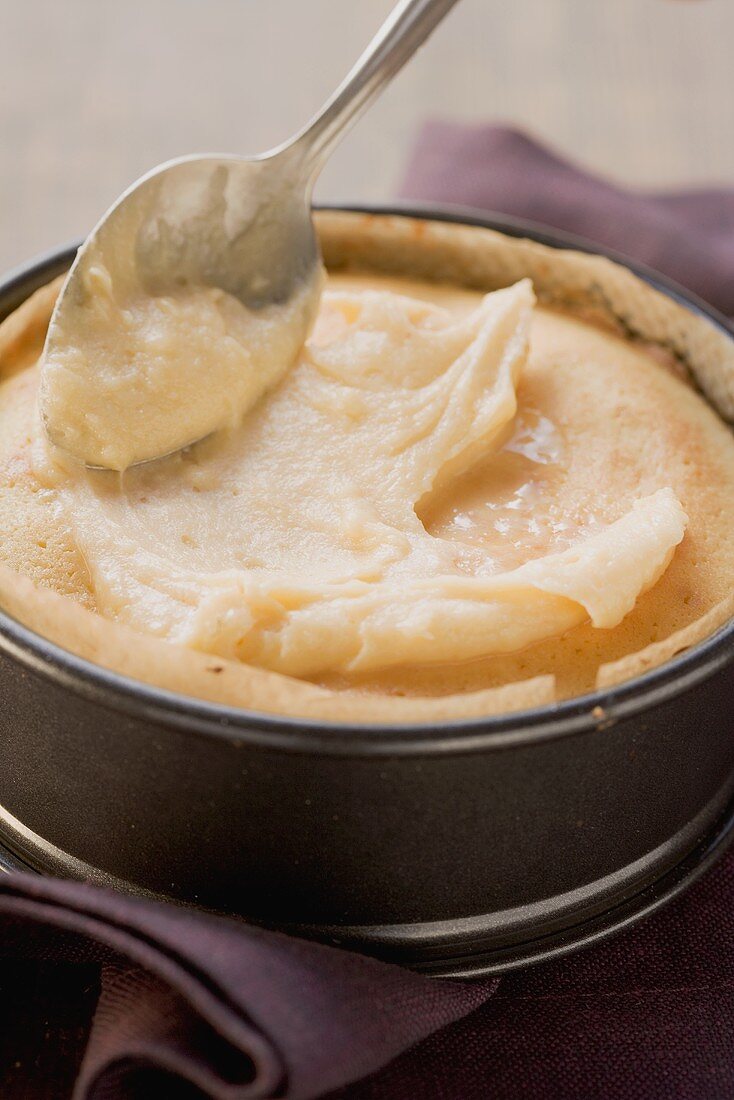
top-left (0, 793), bottom-right (732, 979)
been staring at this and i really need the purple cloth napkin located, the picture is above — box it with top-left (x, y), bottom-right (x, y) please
top-left (0, 873), bottom-right (492, 1098)
top-left (2, 123), bottom-right (734, 1100)
top-left (400, 121), bottom-right (734, 317)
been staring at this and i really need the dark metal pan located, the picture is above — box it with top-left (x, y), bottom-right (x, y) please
top-left (0, 207), bottom-right (732, 978)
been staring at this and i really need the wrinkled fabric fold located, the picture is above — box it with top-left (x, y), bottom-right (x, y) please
top-left (0, 874), bottom-right (493, 1099)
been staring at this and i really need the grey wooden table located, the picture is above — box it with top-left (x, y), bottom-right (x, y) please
top-left (0, 0), bottom-right (731, 275)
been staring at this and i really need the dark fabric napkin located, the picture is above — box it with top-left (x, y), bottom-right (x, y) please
top-left (399, 120), bottom-right (734, 317)
top-left (3, 123), bottom-right (734, 1100)
top-left (0, 872), bottom-right (494, 1099)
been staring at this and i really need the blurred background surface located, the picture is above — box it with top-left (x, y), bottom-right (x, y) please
top-left (1, 0), bottom-right (731, 272)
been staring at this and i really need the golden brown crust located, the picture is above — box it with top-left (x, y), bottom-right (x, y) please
top-left (0, 276), bottom-right (65, 378)
top-left (596, 592), bottom-right (734, 689)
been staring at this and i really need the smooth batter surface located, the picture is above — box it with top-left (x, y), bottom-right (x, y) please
top-left (32, 275), bottom-right (687, 679)
top-left (0, 269), bottom-right (733, 714)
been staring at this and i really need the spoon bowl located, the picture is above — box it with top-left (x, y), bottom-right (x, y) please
top-left (83, 150), bottom-right (320, 308)
top-left (40, 149), bottom-right (323, 469)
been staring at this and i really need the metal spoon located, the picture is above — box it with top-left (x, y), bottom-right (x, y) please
top-left (40, 0), bottom-right (460, 470)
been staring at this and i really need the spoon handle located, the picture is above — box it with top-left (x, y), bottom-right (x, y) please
top-left (289, 0), bottom-right (460, 179)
